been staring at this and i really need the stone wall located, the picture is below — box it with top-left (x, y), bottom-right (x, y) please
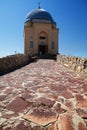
top-left (57, 55), bottom-right (87, 74)
top-left (0, 54), bottom-right (29, 75)
top-left (0, 54), bottom-right (87, 76)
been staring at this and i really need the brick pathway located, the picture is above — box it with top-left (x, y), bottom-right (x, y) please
top-left (0, 59), bottom-right (87, 130)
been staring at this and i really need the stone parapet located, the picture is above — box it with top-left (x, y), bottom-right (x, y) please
top-left (57, 55), bottom-right (87, 74)
top-left (0, 54), bottom-right (29, 75)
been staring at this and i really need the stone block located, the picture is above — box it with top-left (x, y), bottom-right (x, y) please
top-left (6, 97), bottom-right (29, 113)
top-left (48, 122), bottom-right (57, 130)
top-left (36, 97), bottom-right (55, 107)
top-left (78, 122), bottom-right (87, 130)
top-left (58, 113), bottom-right (74, 130)
top-left (76, 94), bottom-right (87, 108)
top-left (76, 108), bottom-right (87, 119)
top-left (23, 107), bottom-right (57, 126)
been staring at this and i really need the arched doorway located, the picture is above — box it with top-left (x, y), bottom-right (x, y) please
top-left (38, 31), bottom-right (48, 55)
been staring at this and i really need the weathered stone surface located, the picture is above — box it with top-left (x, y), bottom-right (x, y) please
top-left (61, 90), bottom-right (74, 99)
top-left (58, 113), bottom-right (74, 130)
top-left (53, 103), bottom-right (67, 114)
top-left (76, 94), bottom-right (87, 108)
top-left (57, 55), bottom-right (87, 75)
top-left (4, 88), bottom-right (13, 95)
top-left (0, 95), bottom-right (6, 101)
top-left (65, 101), bottom-right (74, 109)
top-left (51, 85), bottom-right (66, 92)
top-left (23, 107), bottom-right (57, 126)
top-left (13, 121), bottom-right (29, 130)
top-left (76, 108), bottom-right (87, 119)
top-left (3, 111), bottom-right (14, 119)
top-left (0, 54), bottom-right (29, 75)
top-left (58, 112), bottom-right (87, 130)
top-left (83, 84), bottom-right (87, 92)
top-left (2, 127), bottom-right (12, 130)
top-left (6, 97), bottom-right (29, 113)
top-left (0, 59), bottom-right (87, 129)
top-left (58, 111), bottom-right (87, 130)
top-left (28, 126), bottom-right (41, 130)
top-left (78, 122), bottom-right (87, 130)
top-left (36, 97), bottom-right (55, 107)
top-left (48, 122), bottom-right (57, 130)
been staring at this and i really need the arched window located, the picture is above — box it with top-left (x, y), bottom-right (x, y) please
top-left (39, 31), bottom-right (47, 41)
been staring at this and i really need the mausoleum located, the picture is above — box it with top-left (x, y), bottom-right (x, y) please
top-left (24, 6), bottom-right (59, 56)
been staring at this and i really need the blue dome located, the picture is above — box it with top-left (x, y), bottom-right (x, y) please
top-left (25, 8), bottom-right (56, 24)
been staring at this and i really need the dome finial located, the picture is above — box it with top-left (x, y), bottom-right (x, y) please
top-left (38, 2), bottom-right (41, 9)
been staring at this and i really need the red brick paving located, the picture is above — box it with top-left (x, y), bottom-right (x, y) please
top-left (0, 59), bottom-right (87, 130)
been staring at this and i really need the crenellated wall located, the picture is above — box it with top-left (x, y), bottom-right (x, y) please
top-left (57, 55), bottom-right (87, 74)
top-left (0, 54), bottom-right (29, 75)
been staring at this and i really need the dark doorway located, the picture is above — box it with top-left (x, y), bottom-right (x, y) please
top-left (38, 45), bottom-right (48, 55)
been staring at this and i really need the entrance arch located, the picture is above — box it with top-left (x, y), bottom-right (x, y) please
top-left (38, 31), bottom-right (48, 55)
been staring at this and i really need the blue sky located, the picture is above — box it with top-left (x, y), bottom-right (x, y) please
top-left (0, 0), bottom-right (87, 58)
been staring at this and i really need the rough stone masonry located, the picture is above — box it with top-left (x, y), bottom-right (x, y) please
top-left (0, 59), bottom-right (87, 130)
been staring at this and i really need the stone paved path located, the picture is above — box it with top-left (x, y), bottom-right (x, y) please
top-left (0, 59), bottom-right (87, 130)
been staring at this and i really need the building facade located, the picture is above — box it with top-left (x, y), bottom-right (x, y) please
top-left (24, 7), bottom-right (59, 56)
